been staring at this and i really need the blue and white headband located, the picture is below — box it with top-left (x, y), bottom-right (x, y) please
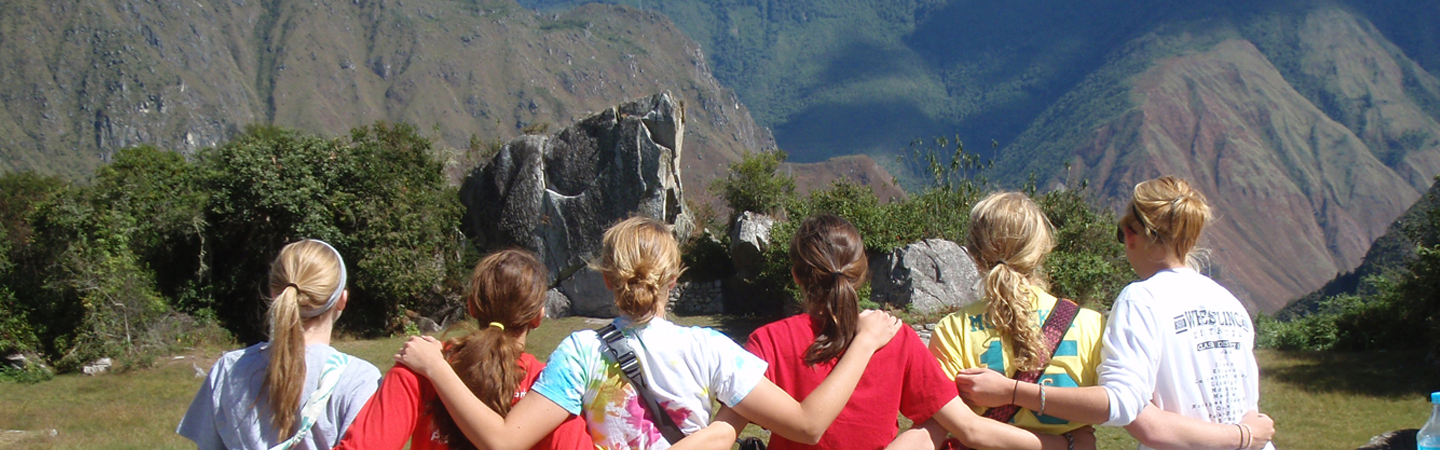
top-left (299, 239), bottom-right (347, 318)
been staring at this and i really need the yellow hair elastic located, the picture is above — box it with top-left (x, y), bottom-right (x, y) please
top-left (488, 322), bottom-right (505, 331)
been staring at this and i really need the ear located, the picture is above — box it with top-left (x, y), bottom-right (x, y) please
top-left (529, 312), bottom-right (544, 329)
top-left (602, 275), bottom-right (613, 291)
top-left (792, 267), bottom-right (802, 287)
top-left (336, 289), bottom-right (349, 312)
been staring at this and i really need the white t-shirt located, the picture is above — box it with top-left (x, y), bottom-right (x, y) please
top-left (1098, 268), bottom-right (1272, 450)
top-left (177, 343), bottom-right (381, 450)
top-left (531, 316), bottom-right (768, 450)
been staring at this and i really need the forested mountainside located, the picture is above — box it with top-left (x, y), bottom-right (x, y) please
top-left (522, 0), bottom-right (1440, 311)
top-left (5, 0), bottom-right (1440, 311)
top-left (1003, 9), bottom-right (1440, 311)
top-left (0, 0), bottom-right (774, 189)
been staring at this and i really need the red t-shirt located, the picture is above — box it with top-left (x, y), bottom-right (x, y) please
top-left (334, 352), bottom-right (591, 450)
top-left (745, 314), bottom-right (957, 450)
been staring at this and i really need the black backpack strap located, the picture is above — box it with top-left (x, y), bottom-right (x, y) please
top-left (596, 324), bottom-right (688, 445)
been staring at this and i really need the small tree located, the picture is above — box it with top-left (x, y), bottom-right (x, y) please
top-left (710, 149), bottom-right (795, 223)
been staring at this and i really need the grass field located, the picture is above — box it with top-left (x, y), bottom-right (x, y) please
top-left (0, 315), bottom-right (1433, 449)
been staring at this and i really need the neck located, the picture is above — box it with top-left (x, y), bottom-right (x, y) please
top-left (301, 314), bottom-right (334, 346)
top-left (1134, 251), bottom-right (1186, 280)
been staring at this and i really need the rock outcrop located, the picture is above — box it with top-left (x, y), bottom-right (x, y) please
top-left (729, 212), bottom-right (776, 279)
top-left (461, 92), bottom-right (691, 317)
top-left (870, 239), bottom-right (984, 314)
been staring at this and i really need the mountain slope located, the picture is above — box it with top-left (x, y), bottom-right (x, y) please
top-left (1000, 8), bottom-right (1440, 311)
top-left (0, 0), bottom-right (774, 190)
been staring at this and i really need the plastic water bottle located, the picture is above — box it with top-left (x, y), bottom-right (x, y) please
top-left (1420, 392), bottom-right (1440, 450)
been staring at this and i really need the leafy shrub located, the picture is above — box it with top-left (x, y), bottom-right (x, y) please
top-left (720, 137), bottom-right (1129, 315)
top-left (1036, 188), bottom-right (1131, 307)
top-left (709, 149), bottom-right (795, 220)
top-left (200, 123), bottom-right (463, 341)
top-left (0, 121), bottom-right (466, 374)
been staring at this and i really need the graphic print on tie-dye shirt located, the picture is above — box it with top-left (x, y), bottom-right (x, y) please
top-left (530, 318), bottom-right (767, 450)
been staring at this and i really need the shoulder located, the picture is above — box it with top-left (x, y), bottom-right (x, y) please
top-left (549, 329), bottom-right (604, 363)
top-left (338, 352), bottom-right (381, 379)
top-left (748, 315), bottom-right (808, 340)
top-left (210, 343), bottom-right (265, 376)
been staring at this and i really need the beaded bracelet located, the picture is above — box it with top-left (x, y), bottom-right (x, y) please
top-left (1062, 432), bottom-right (1075, 450)
top-left (1038, 383), bottom-right (1048, 416)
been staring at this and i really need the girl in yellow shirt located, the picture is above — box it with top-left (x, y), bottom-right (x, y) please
top-left (927, 192), bottom-right (1106, 435)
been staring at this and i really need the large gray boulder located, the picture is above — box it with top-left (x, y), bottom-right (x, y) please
top-left (870, 239), bottom-right (984, 314)
top-left (461, 92), bottom-right (692, 317)
top-left (729, 211), bottom-right (775, 279)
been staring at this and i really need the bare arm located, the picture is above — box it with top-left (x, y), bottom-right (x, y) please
top-left (395, 336), bottom-right (570, 450)
top-left (728, 310), bottom-right (903, 445)
top-left (930, 397), bottom-right (1093, 450)
top-left (955, 368), bottom-right (1111, 424)
top-left (888, 424), bottom-right (945, 450)
top-left (1125, 407), bottom-right (1274, 450)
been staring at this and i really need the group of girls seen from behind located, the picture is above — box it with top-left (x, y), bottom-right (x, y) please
top-left (930, 178), bottom-right (1274, 450)
top-left (179, 175), bottom-right (1276, 450)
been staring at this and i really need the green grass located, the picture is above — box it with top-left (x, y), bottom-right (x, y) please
top-left (0, 317), bottom-right (1432, 449)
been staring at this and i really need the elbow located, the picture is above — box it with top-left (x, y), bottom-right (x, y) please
top-left (1101, 385), bottom-right (1143, 427)
top-left (794, 424), bottom-right (826, 445)
top-left (1123, 415), bottom-right (1177, 450)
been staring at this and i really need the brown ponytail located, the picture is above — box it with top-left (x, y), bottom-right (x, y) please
top-left (263, 240), bottom-right (345, 439)
top-left (789, 214), bottom-right (867, 366)
top-left (591, 217), bottom-right (684, 323)
top-left (1120, 176), bottom-right (1212, 262)
top-left (430, 249), bottom-right (548, 450)
top-left (968, 192), bottom-right (1055, 372)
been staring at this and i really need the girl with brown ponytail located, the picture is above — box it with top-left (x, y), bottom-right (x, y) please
top-left (178, 239), bottom-right (382, 450)
top-left (333, 249), bottom-right (590, 450)
top-left (953, 178), bottom-right (1277, 450)
top-left (745, 213), bottom-right (1088, 450)
top-left (396, 216), bottom-right (908, 450)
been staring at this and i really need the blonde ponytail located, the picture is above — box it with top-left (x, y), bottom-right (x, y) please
top-left (981, 263), bottom-right (1048, 371)
top-left (264, 286), bottom-right (306, 439)
top-left (261, 240), bottom-right (345, 439)
top-left (1122, 176), bottom-right (1212, 261)
top-left (591, 217), bottom-right (683, 323)
top-left (968, 192), bottom-right (1055, 372)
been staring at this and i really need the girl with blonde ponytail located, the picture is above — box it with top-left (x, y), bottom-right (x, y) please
top-left (748, 213), bottom-right (1087, 450)
top-left (179, 239), bottom-right (381, 450)
top-left (396, 216), bottom-right (908, 450)
top-left (334, 249), bottom-right (591, 450)
top-left (951, 178), bottom-right (1276, 450)
top-left (926, 192), bottom-right (1107, 439)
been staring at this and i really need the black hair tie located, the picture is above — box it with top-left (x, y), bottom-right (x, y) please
top-left (831, 271), bottom-right (845, 282)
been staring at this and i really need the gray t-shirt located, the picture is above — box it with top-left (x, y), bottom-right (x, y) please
top-left (177, 343), bottom-right (381, 450)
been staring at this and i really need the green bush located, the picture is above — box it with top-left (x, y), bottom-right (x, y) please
top-left (709, 149), bottom-right (795, 221)
top-left (1036, 188), bottom-right (1131, 307)
top-left (720, 137), bottom-right (1129, 315)
top-left (200, 123), bottom-right (463, 341)
top-left (0, 121), bottom-right (467, 374)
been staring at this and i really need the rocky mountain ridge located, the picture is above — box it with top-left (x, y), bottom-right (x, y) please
top-left (0, 0), bottom-right (774, 191)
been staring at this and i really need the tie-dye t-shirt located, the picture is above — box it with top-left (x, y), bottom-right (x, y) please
top-left (531, 316), bottom-right (767, 450)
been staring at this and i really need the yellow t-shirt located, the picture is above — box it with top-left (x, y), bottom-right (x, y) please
top-left (928, 288), bottom-right (1105, 434)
